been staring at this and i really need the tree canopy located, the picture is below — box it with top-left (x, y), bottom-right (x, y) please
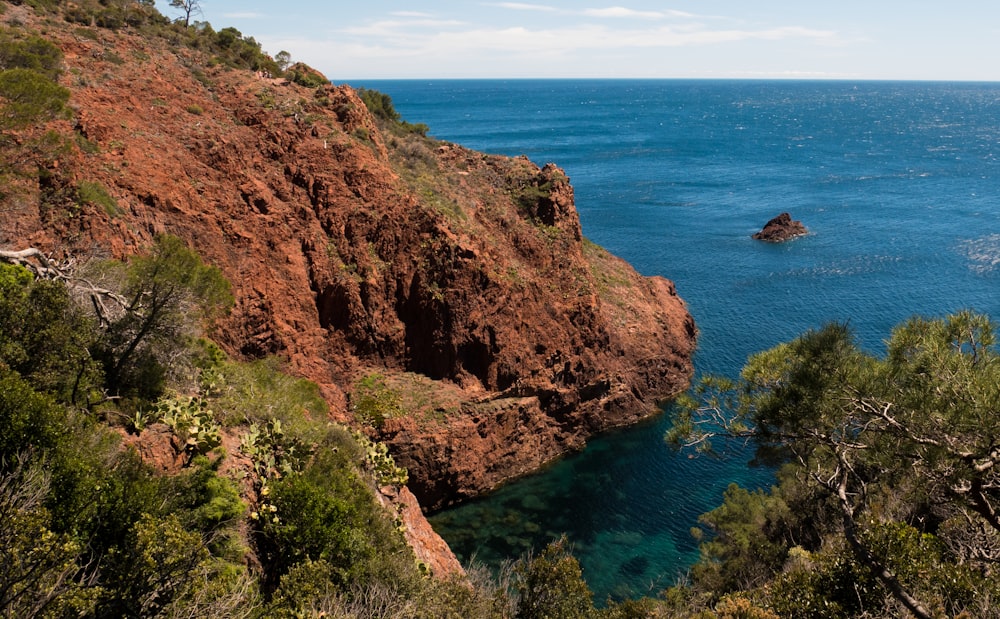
top-left (668, 311), bottom-right (1000, 617)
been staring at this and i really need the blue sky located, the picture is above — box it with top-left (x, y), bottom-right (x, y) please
top-left (156, 1), bottom-right (1000, 81)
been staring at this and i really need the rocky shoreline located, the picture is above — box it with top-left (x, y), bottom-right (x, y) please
top-left (1, 3), bottom-right (696, 571)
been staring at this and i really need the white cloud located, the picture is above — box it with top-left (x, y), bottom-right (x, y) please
top-left (489, 4), bottom-right (698, 19)
top-left (336, 19), bottom-right (838, 54)
top-left (583, 7), bottom-right (672, 19)
top-left (290, 5), bottom-right (844, 79)
top-left (486, 2), bottom-right (558, 12)
top-left (342, 18), bottom-right (466, 38)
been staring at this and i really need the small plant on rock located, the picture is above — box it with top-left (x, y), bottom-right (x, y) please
top-left (241, 419), bottom-right (314, 524)
top-left (157, 395), bottom-right (222, 462)
top-left (351, 430), bottom-right (408, 488)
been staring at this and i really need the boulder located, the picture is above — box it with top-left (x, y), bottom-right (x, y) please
top-left (752, 212), bottom-right (808, 242)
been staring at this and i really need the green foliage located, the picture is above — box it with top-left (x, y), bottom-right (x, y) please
top-left (118, 513), bottom-right (211, 616)
top-left (0, 28), bottom-right (68, 131)
top-left (207, 26), bottom-right (281, 74)
top-left (0, 29), bottom-right (63, 80)
top-left (596, 596), bottom-right (675, 618)
top-left (358, 87), bottom-right (401, 122)
top-left (0, 263), bottom-right (102, 405)
top-left (156, 395), bottom-right (223, 460)
top-left (0, 367), bottom-right (70, 466)
top-left (255, 426), bottom-right (414, 592)
top-left (351, 429), bottom-right (408, 487)
top-left (266, 559), bottom-right (343, 617)
top-left (358, 87), bottom-right (429, 136)
top-left (77, 179), bottom-right (121, 216)
top-left (274, 50), bottom-right (291, 72)
top-left (0, 461), bottom-right (97, 618)
top-left (762, 521), bottom-right (996, 618)
top-left (164, 456), bottom-right (245, 555)
top-left (513, 181), bottom-right (555, 213)
top-left (209, 355), bottom-right (328, 427)
top-left (0, 67), bottom-right (70, 130)
top-left (351, 371), bottom-right (403, 428)
top-left (711, 594), bottom-right (779, 619)
top-left (0, 365), bottom-right (228, 615)
top-left (514, 536), bottom-right (594, 619)
top-left (670, 311), bottom-right (1000, 617)
top-left (689, 483), bottom-right (793, 595)
top-left (94, 234), bottom-right (233, 399)
top-left (61, 0), bottom-right (167, 31)
top-left (285, 61), bottom-right (328, 88)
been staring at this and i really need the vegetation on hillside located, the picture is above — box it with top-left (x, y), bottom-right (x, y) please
top-left (358, 87), bottom-right (430, 136)
top-left (0, 237), bottom-right (672, 618)
top-left (665, 312), bottom-right (1000, 618)
top-left (0, 238), bottom-right (473, 617)
top-left (3, 1), bottom-right (999, 616)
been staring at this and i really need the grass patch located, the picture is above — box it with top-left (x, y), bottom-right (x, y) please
top-left (390, 134), bottom-right (469, 223)
top-left (77, 180), bottom-right (121, 217)
top-left (206, 356), bottom-right (328, 438)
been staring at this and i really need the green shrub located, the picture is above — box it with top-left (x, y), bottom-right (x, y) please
top-left (77, 179), bottom-right (121, 216)
top-left (0, 263), bottom-right (103, 405)
top-left (357, 87), bottom-right (400, 123)
top-left (163, 456), bottom-right (245, 559)
top-left (0, 29), bottom-right (63, 79)
top-left (0, 67), bottom-right (70, 129)
top-left (285, 62), bottom-right (328, 88)
top-left (255, 427), bottom-right (413, 591)
top-left (0, 367), bottom-right (67, 467)
top-left (106, 513), bottom-right (211, 616)
top-left (351, 372), bottom-right (402, 428)
top-left (357, 87), bottom-right (429, 136)
top-left (0, 461), bottom-right (97, 618)
top-left (72, 26), bottom-right (100, 40)
top-left (75, 132), bottom-right (100, 153)
top-left (514, 536), bottom-right (594, 619)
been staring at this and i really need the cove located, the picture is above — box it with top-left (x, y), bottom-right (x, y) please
top-left (355, 79), bottom-right (1000, 600)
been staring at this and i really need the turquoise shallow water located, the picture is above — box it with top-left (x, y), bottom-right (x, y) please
top-left (353, 79), bottom-right (1000, 600)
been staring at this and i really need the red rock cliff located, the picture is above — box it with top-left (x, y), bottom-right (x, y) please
top-left (0, 6), bottom-right (696, 515)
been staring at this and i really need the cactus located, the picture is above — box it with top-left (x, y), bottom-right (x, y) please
top-left (351, 430), bottom-right (408, 488)
top-left (155, 396), bottom-right (222, 461)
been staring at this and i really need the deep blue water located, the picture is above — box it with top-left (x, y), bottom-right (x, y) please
top-left (352, 79), bottom-right (1000, 601)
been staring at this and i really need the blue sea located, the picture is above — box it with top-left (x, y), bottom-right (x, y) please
top-left (353, 79), bottom-right (1000, 601)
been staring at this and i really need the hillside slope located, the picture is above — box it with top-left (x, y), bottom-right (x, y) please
top-left (0, 2), bottom-right (695, 516)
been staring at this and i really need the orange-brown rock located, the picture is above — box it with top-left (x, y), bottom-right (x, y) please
top-left (0, 5), bottom-right (695, 528)
top-left (378, 485), bottom-right (465, 577)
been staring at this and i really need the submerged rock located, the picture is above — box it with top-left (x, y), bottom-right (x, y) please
top-left (752, 212), bottom-right (808, 242)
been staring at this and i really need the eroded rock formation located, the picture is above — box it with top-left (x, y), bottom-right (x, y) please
top-left (0, 5), bottom-right (695, 539)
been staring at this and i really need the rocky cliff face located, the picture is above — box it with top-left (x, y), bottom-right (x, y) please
top-left (0, 4), bottom-right (695, 521)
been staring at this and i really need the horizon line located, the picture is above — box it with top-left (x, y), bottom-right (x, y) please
top-left (337, 76), bottom-right (1000, 84)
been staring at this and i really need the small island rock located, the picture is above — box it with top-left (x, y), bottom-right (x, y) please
top-left (752, 212), bottom-right (808, 242)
